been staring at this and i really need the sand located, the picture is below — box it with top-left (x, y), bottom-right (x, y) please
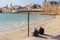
top-left (0, 15), bottom-right (60, 40)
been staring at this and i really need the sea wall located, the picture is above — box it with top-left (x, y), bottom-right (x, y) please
top-left (43, 2), bottom-right (60, 14)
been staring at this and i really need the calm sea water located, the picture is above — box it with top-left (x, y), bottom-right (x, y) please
top-left (0, 13), bottom-right (54, 33)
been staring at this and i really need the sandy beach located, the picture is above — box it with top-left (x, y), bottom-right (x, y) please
top-left (0, 15), bottom-right (60, 40)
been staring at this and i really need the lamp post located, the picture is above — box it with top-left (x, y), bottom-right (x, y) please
top-left (28, 12), bottom-right (29, 37)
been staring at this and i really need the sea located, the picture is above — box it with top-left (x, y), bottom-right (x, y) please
top-left (0, 13), bottom-right (54, 34)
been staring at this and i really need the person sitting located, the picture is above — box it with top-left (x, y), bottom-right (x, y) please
top-left (33, 28), bottom-right (39, 37)
top-left (39, 27), bottom-right (44, 35)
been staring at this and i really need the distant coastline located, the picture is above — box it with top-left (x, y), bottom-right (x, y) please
top-left (0, 1), bottom-right (60, 14)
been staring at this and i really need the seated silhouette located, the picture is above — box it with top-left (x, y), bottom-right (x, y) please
top-left (39, 27), bottom-right (44, 35)
top-left (33, 28), bottom-right (39, 37)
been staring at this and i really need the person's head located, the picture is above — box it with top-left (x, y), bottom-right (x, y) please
top-left (40, 26), bottom-right (42, 28)
top-left (35, 28), bottom-right (37, 31)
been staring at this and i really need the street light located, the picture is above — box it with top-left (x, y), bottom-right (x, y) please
top-left (28, 12), bottom-right (29, 37)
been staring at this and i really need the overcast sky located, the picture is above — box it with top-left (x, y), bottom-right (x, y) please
top-left (0, 0), bottom-right (59, 8)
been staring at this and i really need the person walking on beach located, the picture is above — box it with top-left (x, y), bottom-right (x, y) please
top-left (33, 28), bottom-right (39, 37)
top-left (39, 26), bottom-right (44, 35)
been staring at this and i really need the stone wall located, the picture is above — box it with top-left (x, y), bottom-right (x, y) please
top-left (42, 2), bottom-right (60, 14)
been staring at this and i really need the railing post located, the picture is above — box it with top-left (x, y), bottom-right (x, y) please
top-left (28, 12), bottom-right (29, 37)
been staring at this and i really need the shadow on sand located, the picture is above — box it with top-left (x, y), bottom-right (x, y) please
top-left (44, 34), bottom-right (60, 40)
top-left (52, 35), bottom-right (60, 40)
top-left (43, 34), bottom-right (60, 40)
top-left (33, 34), bottom-right (60, 40)
top-left (32, 35), bottom-right (47, 39)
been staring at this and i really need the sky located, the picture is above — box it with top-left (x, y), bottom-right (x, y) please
top-left (0, 0), bottom-right (59, 8)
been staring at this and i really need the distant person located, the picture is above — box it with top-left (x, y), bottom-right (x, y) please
top-left (33, 28), bottom-right (39, 37)
top-left (39, 27), bottom-right (44, 35)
